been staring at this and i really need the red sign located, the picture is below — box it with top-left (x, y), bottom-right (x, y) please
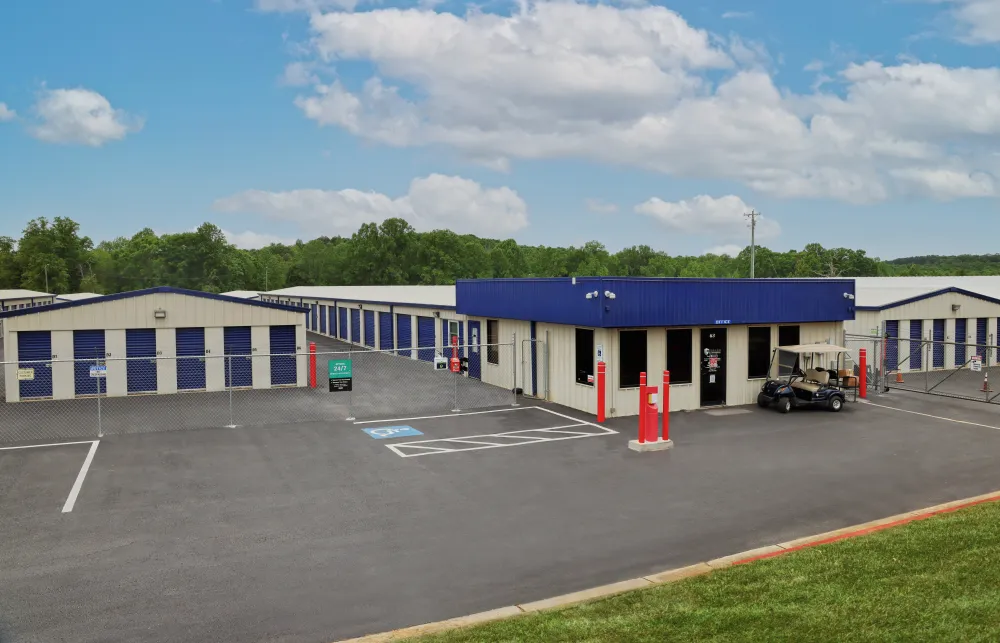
top-left (708, 357), bottom-right (719, 369)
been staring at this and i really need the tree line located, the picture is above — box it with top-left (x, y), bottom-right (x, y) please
top-left (1, 216), bottom-right (997, 295)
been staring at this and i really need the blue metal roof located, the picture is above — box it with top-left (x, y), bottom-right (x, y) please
top-left (0, 286), bottom-right (306, 319)
top-left (856, 286), bottom-right (1000, 311)
top-left (456, 277), bottom-right (856, 327)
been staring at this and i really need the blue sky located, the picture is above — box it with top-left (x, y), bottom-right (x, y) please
top-left (1, 0), bottom-right (999, 259)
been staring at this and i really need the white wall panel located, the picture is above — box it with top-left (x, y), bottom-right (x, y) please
top-left (51, 331), bottom-right (74, 400)
top-left (3, 330), bottom-right (17, 402)
top-left (296, 325), bottom-right (308, 388)
top-left (105, 330), bottom-right (127, 397)
top-left (251, 326), bottom-right (271, 389)
top-left (205, 327), bottom-right (225, 392)
top-left (157, 328), bottom-right (177, 394)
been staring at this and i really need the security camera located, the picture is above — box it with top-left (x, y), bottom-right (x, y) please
top-left (843, 293), bottom-right (855, 300)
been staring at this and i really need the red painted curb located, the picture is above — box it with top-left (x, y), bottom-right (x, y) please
top-left (733, 494), bottom-right (1000, 566)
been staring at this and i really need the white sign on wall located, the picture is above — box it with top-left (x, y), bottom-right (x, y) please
top-left (596, 344), bottom-right (604, 361)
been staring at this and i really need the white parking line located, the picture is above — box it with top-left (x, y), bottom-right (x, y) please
top-left (387, 423), bottom-right (617, 458)
top-left (62, 440), bottom-right (100, 513)
top-left (862, 400), bottom-right (1000, 431)
top-left (0, 440), bottom-right (97, 451)
top-left (354, 406), bottom-right (533, 425)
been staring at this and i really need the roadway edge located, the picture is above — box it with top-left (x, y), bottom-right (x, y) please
top-left (334, 489), bottom-right (1000, 643)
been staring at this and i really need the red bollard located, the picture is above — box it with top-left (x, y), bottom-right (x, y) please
top-left (638, 372), bottom-right (647, 443)
top-left (644, 385), bottom-right (659, 443)
top-left (859, 349), bottom-right (867, 399)
top-left (309, 342), bottom-right (317, 389)
top-left (596, 361), bottom-right (606, 423)
top-left (662, 370), bottom-right (670, 442)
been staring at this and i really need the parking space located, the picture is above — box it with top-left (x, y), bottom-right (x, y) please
top-left (355, 406), bottom-right (617, 457)
top-left (3, 394), bottom-right (1000, 642)
top-left (0, 440), bottom-right (98, 517)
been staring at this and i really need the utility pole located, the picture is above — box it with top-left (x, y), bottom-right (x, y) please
top-left (44, 264), bottom-right (49, 293)
top-left (265, 266), bottom-right (269, 291)
top-left (744, 210), bottom-right (760, 279)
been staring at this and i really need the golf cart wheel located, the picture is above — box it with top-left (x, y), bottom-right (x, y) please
top-left (778, 398), bottom-right (791, 414)
top-left (829, 397), bottom-right (843, 412)
top-left (757, 393), bottom-right (768, 408)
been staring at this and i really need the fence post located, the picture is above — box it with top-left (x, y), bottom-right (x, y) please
top-left (924, 337), bottom-right (930, 392)
top-left (226, 355), bottom-right (236, 428)
top-left (95, 353), bottom-right (103, 437)
top-left (511, 332), bottom-right (518, 407)
top-left (346, 348), bottom-right (355, 421)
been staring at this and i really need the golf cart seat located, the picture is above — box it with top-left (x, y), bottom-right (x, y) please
top-left (791, 369), bottom-right (829, 393)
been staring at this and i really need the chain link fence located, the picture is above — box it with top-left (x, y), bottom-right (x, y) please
top-left (0, 342), bottom-right (518, 444)
top-left (844, 332), bottom-right (1000, 404)
top-left (843, 334), bottom-right (886, 396)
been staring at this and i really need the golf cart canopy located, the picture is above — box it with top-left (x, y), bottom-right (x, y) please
top-left (778, 344), bottom-right (850, 354)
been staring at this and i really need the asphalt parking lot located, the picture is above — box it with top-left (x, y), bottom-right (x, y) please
top-left (3, 391), bottom-right (1000, 643)
top-left (0, 333), bottom-right (513, 443)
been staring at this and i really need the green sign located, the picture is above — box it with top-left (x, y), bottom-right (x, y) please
top-left (329, 359), bottom-right (352, 378)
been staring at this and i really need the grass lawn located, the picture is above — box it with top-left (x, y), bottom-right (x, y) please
top-left (412, 501), bottom-right (1000, 642)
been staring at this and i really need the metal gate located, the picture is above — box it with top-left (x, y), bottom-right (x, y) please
top-left (520, 338), bottom-right (549, 400)
top-left (843, 333), bottom-right (885, 397)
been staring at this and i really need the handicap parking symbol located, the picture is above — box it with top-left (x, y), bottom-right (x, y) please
top-left (363, 425), bottom-right (424, 439)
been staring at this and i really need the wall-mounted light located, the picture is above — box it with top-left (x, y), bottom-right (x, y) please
top-left (153, 309), bottom-right (167, 319)
top-left (952, 304), bottom-right (961, 312)
top-left (843, 293), bottom-right (855, 300)
top-left (358, 303), bottom-right (363, 309)
top-left (604, 291), bottom-right (616, 300)
top-left (434, 311), bottom-right (441, 318)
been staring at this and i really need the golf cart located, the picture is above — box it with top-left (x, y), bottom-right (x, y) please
top-left (757, 344), bottom-right (854, 413)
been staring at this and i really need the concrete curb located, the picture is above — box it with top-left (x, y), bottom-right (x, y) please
top-left (334, 489), bottom-right (1000, 643)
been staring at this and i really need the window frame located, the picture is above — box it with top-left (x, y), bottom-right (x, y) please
top-left (665, 328), bottom-right (693, 385)
top-left (747, 326), bottom-right (772, 380)
top-left (618, 329), bottom-right (647, 389)
top-left (575, 328), bottom-right (595, 387)
top-left (778, 325), bottom-right (800, 348)
top-left (486, 319), bottom-right (499, 365)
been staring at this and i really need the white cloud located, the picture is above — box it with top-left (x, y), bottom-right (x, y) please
top-left (224, 230), bottom-right (299, 249)
top-left (213, 174), bottom-right (528, 237)
top-left (721, 11), bottom-right (753, 19)
top-left (946, 0), bottom-right (1000, 44)
top-left (285, 2), bottom-right (1000, 204)
top-left (0, 102), bottom-right (15, 121)
top-left (256, 0), bottom-right (358, 12)
top-left (635, 194), bottom-right (780, 240)
top-left (803, 60), bottom-right (825, 72)
top-left (30, 88), bottom-right (142, 146)
top-left (704, 244), bottom-right (743, 257)
top-left (889, 167), bottom-right (996, 199)
top-left (281, 61), bottom-right (319, 87)
top-left (584, 198), bottom-right (619, 214)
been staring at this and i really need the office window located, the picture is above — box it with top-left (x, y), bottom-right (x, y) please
top-left (778, 325), bottom-right (800, 347)
top-left (487, 319), bottom-right (499, 365)
top-left (748, 327), bottom-right (772, 379)
top-left (619, 330), bottom-right (647, 389)
top-left (666, 329), bottom-right (693, 384)
top-left (575, 328), bottom-right (595, 386)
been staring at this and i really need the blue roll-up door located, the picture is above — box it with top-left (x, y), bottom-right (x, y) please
top-left (126, 329), bottom-right (157, 394)
top-left (909, 320), bottom-right (922, 370)
top-left (311, 305), bottom-right (318, 331)
top-left (977, 318), bottom-right (988, 352)
top-left (417, 316), bottom-right (435, 362)
top-left (396, 314), bottom-right (411, 358)
top-left (379, 312), bottom-right (393, 351)
top-left (364, 311), bottom-right (375, 348)
top-left (329, 307), bottom-right (337, 338)
top-left (885, 321), bottom-right (899, 371)
top-left (933, 319), bottom-right (945, 368)
top-left (176, 328), bottom-right (206, 390)
top-left (269, 325), bottom-right (296, 386)
top-left (18, 331), bottom-right (53, 399)
top-left (955, 319), bottom-right (967, 365)
top-left (339, 307), bottom-right (348, 340)
top-left (351, 309), bottom-right (361, 344)
top-left (73, 330), bottom-right (106, 396)
top-left (224, 326), bottom-right (253, 388)
top-left (319, 305), bottom-right (327, 334)
top-left (467, 320), bottom-right (482, 379)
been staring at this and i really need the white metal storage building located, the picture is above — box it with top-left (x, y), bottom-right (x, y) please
top-left (846, 276), bottom-right (1000, 372)
top-left (221, 291), bottom-right (262, 300)
top-left (0, 289), bottom-right (54, 311)
top-left (55, 292), bottom-right (101, 303)
top-left (262, 286), bottom-right (469, 362)
top-left (1, 287), bottom-right (307, 402)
